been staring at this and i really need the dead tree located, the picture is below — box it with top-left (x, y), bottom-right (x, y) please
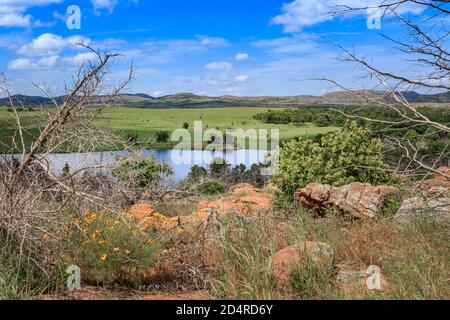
top-left (0, 47), bottom-right (133, 271)
top-left (327, 0), bottom-right (449, 179)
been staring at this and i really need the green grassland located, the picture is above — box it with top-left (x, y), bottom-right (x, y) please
top-left (0, 106), bottom-right (338, 152)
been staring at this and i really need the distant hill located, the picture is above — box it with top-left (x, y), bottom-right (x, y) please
top-left (1, 90), bottom-right (449, 108)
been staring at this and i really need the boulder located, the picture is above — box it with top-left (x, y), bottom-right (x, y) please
top-left (295, 183), bottom-right (398, 218)
top-left (271, 242), bottom-right (334, 286)
top-left (395, 197), bottom-right (450, 223)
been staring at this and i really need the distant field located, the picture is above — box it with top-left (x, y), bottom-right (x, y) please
top-left (0, 106), bottom-right (338, 152)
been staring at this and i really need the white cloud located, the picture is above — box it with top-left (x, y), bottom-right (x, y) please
top-left (91, 0), bottom-right (118, 13)
top-left (197, 35), bottom-right (229, 47)
top-left (151, 90), bottom-right (163, 97)
top-left (8, 55), bottom-right (59, 70)
top-left (0, 0), bottom-right (63, 28)
top-left (17, 33), bottom-right (90, 56)
top-left (234, 75), bottom-right (249, 82)
top-left (64, 52), bottom-right (98, 64)
top-left (272, 0), bottom-right (425, 32)
top-left (90, 0), bottom-right (140, 14)
top-left (205, 61), bottom-right (233, 71)
top-left (235, 53), bottom-right (249, 61)
top-left (0, 12), bottom-right (31, 27)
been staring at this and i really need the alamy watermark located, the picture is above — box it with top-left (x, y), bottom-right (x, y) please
top-left (170, 121), bottom-right (280, 176)
top-left (66, 5), bottom-right (81, 30)
top-left (66, 264), bottom-right (81, 291)
top-left (367, 6), bottom-right (382, 30)
top-left (366, 265), bottom-right (382, 290)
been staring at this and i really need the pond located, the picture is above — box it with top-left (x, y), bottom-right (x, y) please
top-left (8, 149), bottom-right (271, 185)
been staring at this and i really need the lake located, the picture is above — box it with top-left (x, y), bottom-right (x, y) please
top-left (7, 149), bottom-right (270, 185)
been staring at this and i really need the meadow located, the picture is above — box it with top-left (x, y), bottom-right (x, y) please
top-left (0, 107), bottom-right (338, 152)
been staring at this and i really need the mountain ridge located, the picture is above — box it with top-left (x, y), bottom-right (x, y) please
top-left (1, 90), bottom-right (449, 108)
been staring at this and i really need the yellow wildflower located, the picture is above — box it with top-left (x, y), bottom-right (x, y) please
top-left (100, 254), bottom-right (108, 261)
top-left (113, 247), bottom-right (120, 252)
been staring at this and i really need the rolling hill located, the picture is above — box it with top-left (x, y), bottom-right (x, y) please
top-left (0, 90), bottom-right (449, 109)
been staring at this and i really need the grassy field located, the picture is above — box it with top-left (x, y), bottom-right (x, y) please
top-left (0, 106), bottom-right (338, 152)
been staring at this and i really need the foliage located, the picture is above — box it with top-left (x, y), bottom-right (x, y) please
top-left (253, 107), bottom-right (345, 127)
top-left (112, 155), bottom-right (172, 188)
top-left (273, 122), bottom-right (390, 202)
top-left (185, 158), bottom-right (270, 190)
top-left (66, 209), bottom-right (160, 287)
top-left (155, 130), bottom-right (170, 143)
top-left (196, 180), bottom-right (226, 195)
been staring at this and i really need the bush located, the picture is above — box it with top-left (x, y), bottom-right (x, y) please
top-left (66, 209), bottom-right (160, 287)
top-left (155, 131), bottom-right (170, 143)
top-left (183, 122), bottom-right (189, 129)
top-left (273, 122), bottom-right (390, 203)
top-left (196, 180), bottom-right (226, 195)
top-left (112, 155), bottom-right (172, 188)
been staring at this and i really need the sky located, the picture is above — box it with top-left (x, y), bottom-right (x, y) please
top-left (0, 0), bottom-right (442, 97)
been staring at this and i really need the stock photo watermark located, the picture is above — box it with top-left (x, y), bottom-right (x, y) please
top-left (66, 5), bottom-right (81, 30)
top-left (367, 6), bottom-right (382, 30)
top-left (170, 121), bottom-right (280, 176)
top-left (66, 265), bottom-right (81, 291)
top-left (366, 265), bottom-right (383, 290)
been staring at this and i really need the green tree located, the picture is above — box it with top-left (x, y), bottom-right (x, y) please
top-left (155, 131), bottom-right (170, 143)
top-left (112, 155), bottom-right (172, 188)
top-left (273, 122), bottom-right (389, 203)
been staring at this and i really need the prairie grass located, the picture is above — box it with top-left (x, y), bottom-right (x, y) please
top-left (210, 206), bottom-right (449, 300)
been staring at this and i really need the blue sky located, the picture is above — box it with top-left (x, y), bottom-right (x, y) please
top-left (0, 0), bottom-right (439, 96)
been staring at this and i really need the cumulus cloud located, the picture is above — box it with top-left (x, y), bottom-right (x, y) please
top-left (8, 55), bottom-right (59, 70)
top-left (235, 53), bottom-right (249, 61)
top-left (0, 13), bottom-right (31, 27)
top-left (0, 0), bottom-right (62, 27)
top-left (17, 33), bottom-right (90, 57)
top-left (272, 0), bottom-right (425, 32)
top-left (64, 52), bottom-right (98, 64)
top-left (205, 61), bottom-right (233, 71)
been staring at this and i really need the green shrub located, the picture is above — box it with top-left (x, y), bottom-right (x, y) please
top-left (273, 122), bottom-right (389, 203)
top-left (112, 155), bottom-right (172, 188)
top-left (197, 180), bottom-right (226, 195)
top-left (155, 130), bottom-right (170, 143)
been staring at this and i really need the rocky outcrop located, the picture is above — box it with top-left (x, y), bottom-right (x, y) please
top-left (395, 169), bottom-right (450, 223)
top-left (295, 183), bottom-right (398, 218)
top-left (271, 242), bottom-right (334, 286)
top-left (126, 201), bottom-right (169, 230)
top-left (395, 197), bottom-right (450, 222)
